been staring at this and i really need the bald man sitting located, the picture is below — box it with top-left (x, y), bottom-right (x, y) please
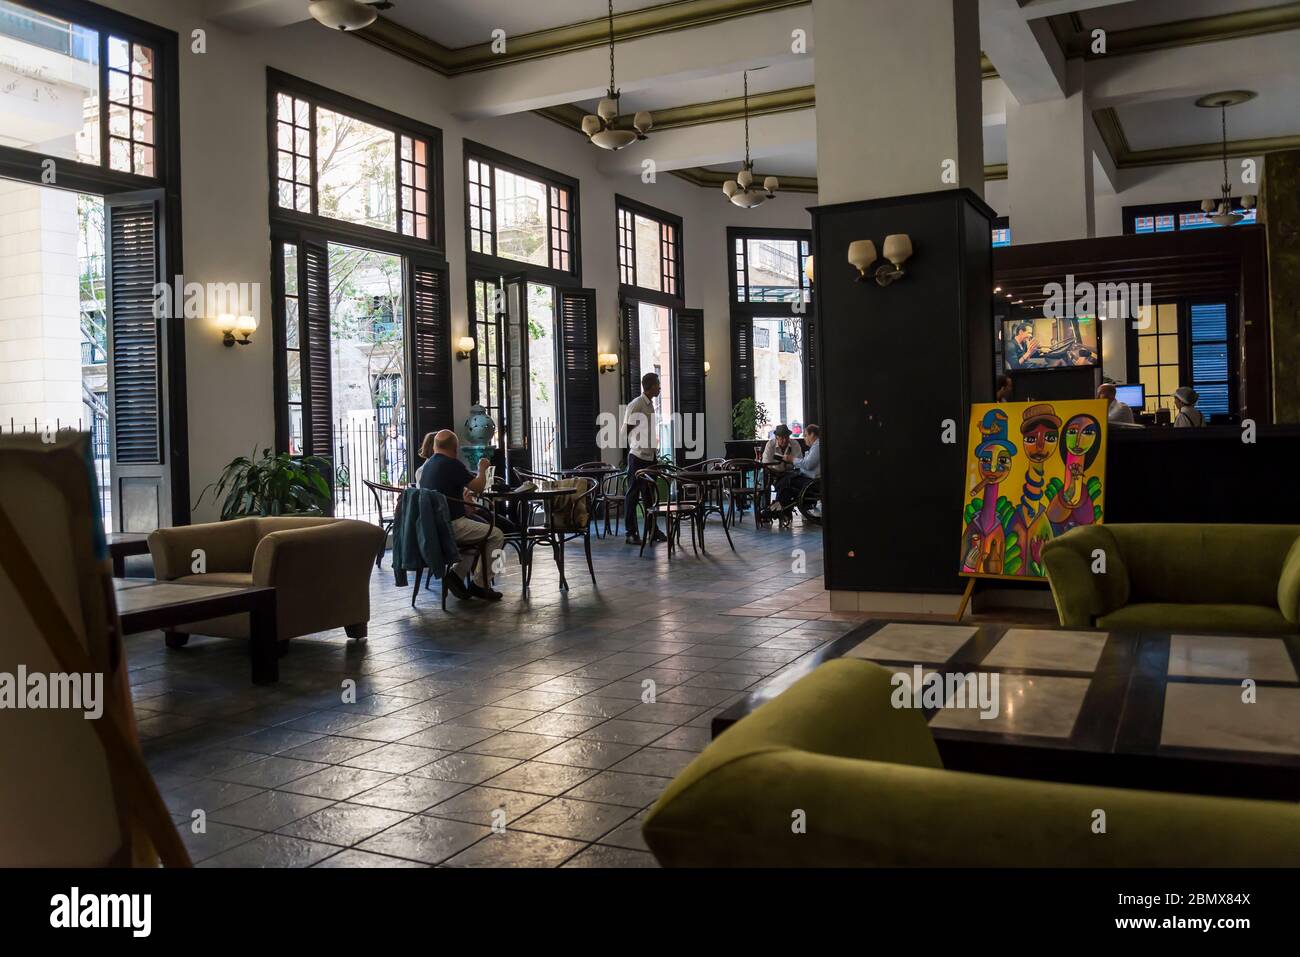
top-left (1098, 382), bottom-right (1134, 425)
top-left (417, 429), bottom-right (504, 601)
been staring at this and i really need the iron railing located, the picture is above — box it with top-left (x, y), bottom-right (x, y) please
top-left (530, 417), bottom-right (558, 474)
top-left (1, 414), bottom-right (112, 530)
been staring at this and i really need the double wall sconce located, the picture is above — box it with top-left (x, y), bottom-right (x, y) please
top-left (847, 234), bottom-right (913, 286)
top-left (456, 337), bottom-right (475, 361)
top-left (219, 314), bottom-right (256, 348)
top-left (598, 353), bottom-right (619, 375)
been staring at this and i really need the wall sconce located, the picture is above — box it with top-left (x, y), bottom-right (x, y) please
top-left (703, 361), bottom-right (711, 377)
top-left (220, 314), bottom-right (256, 347)
top-left (847, 240), bottom-right (877, 283)
top-left (598, 353), bottom-right (619, 374)
top-left (846, 235), bottom-right (914, 286)
top-left (456, 336), bottom-right (475, 360)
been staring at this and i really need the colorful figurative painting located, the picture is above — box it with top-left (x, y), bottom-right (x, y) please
top-left (960, 399), bottom-right (1108, 580)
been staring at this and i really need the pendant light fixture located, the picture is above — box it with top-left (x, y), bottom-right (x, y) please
top-left (723, 71), bottom-right (779, 208)
top-left (1196, 91), bottom-right (1257, 226)
top-left (307, 0), bottom-right (391, 32)
top-left (582, 0), bottom-right (652, 150)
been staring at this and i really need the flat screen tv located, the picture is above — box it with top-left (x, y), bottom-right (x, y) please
top-left (1002, 315), bottom-right (1100, 371)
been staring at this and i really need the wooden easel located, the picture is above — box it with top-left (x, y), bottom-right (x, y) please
top-left (955, 577), bottom-right (979, 622)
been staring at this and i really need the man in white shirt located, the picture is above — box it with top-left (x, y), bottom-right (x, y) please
top-left (623, 373), bottom-right (666, 545)
top-left (1098, 383), bottom-right (1134, 425)
top-left (761, 424), bottom-right (796, 470)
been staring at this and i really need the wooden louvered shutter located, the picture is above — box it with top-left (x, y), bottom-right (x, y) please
top-left (502, 276), bottom-right (531, 478)
top-left (731, 313), bottom-right (755, 408)
top-left (802, 310), bottom-right (819, 425)
top-left (557, 288), bottom-right (600, 469)
top-left (620, 299), bottom-right (639, 403)
top-left (299, 238), bottom-right (333, 465)
top-left (105, 190), bottom-right (169, 533)
top-left (675, 308), bottom-right (705, 463)
top-left (408, 259), bottom-right (454, 463)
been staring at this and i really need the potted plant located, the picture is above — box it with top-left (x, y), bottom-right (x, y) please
top-left (196, 447), bottom-right (333, 520)
top-left (726, 397), bottom-right (769, 460)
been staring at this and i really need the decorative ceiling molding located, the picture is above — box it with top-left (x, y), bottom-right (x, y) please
top-left (1092, 107), bottom-right (1299, 170)
top-left (1062, 1), bottom-right (1300, 59)
top-left (355, 0), bottom-right (811, 76)
top-left (987, 3), bottom-right (1300, 78)
top-left (985, 163), bottom-right (1008, 181)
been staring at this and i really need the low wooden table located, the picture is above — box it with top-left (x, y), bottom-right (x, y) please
top-left (106, 533), bottom-right (150, 576)
top-left (713, 619), bottom-right (1300, 801)
top-left (114, 578), bottom-right (279, 684)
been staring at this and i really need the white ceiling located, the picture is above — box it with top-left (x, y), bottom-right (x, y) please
top-left (385, 0), bottom-right (684, 50)
top-left (1118, 83), bottom-right (1300, 150)
top-left (573, 60), bottom-right (815, 115)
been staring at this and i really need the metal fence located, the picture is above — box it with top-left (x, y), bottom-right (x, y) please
top-left (1, 414), bottom-right (112, 530)
top-left (530, 417), bottom-right (558, 474)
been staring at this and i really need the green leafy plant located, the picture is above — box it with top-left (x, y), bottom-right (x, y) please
top-left (731, 397), bottom-right (770, 440)
top-left (196, 447), bottom-right (332, 520)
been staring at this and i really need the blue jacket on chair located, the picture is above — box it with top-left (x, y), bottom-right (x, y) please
top-left (392, 486), bottom-right (460, 587)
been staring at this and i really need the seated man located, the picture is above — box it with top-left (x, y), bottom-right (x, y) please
top-left (769, 424), bottom-right (821, 518)
top-left (761, 424), bottom-right (796, 470)
top-left (418, 429), bottom-right (505, 601)
top-left (1097, 382), bottom-right (1134, 425)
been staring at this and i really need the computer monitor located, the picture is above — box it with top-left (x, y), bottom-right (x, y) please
top-left (1114, 384), bottom-right (1144, 409)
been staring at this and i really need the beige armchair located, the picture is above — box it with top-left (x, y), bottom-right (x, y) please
top-left (147, 516), bottom-right (384, 645)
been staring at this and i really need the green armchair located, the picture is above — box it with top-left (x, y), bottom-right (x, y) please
top-left (641, 658), bottom-right (1300, 866)
top-left (1042, 523), bottom-right (1300, 635)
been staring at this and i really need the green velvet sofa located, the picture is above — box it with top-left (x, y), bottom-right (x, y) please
top-left (1041, 523), bottom-right (1300, 634)
top-left (641, 658), bottom-right (1300, 867)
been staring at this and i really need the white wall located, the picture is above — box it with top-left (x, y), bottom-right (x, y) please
top-left (97, 1), bottom-right (812, 521)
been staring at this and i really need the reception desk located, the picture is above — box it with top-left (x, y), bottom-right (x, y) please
top-left (1107, 426), bottom-right (1300, 524)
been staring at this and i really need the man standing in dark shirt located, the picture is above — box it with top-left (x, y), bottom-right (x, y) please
top-left (418, 429), bottom-right (504, 600)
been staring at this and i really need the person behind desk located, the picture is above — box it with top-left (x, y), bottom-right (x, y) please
top-left (1173, 386), bottom-right (1206, 428)
top-left (419, 429), bottom-right (504, 601)
top-left (1098, 382), bottom-right (1134, 425)
top-left (767, 424), bottom-right (820, 518)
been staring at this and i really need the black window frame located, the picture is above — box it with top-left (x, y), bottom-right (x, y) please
top-left (1123, 294), bottom-right (1239, 421)
top-left (266, 68), bottom-right (446, 255)
top-left (615, 194), bottom-right (684, 306)
top-left (463, 140), bottom-right (582, 289)
top-left (0, 0), bottom-right (188, 525)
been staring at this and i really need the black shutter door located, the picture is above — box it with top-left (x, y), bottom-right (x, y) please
top-left (803, 310), bottom-right (819, 425)
top-left (675, 308), bottom-right (705, 463)
top-left (299, 238), bottom-right (333, 463)
top-left (408, 259), bottom-right (454, 464)
top-left (620, 299), bottom-right (640, 403)
top-left (557, 288), bottom-right (600, 469)
top-left (503, 276), bottom-right (531, 478)
top-left (731, 313), bottom-right (754, 409)
top-left (105, 190), bottom-right (169, 532)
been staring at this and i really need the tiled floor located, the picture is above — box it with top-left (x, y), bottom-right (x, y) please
top-left (127, 517), bottom-right (861, 868)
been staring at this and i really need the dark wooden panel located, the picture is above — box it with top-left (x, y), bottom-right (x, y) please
top-left (620, 298), bottom-right (640, 403)
top-left (299, 239), bottom-right (332, 459)
top-left (106, 196), bottom-right (162, 464)
top-left (410, 260), bottom-right (454, 453)
top-left (557, 287), bottom-right (600, 468)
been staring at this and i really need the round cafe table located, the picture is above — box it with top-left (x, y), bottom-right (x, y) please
top-left (479, 485), bottom-right (570, 596)
top-left (673, 468), bottom-right (739, 551)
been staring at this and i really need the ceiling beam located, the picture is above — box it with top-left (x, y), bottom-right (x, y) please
top-left (1059, 1), bottom-right (1300, 59)
top-left (979, 0), bottom-right (1067, 103)
top-left (355, 0), bottom-right (811, 76)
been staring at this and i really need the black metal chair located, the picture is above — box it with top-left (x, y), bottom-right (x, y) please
top-left (596, 469), bottom-right (629, 538)
top-left (541, 477), bottom-right (601, 587)
top-left (632, 469), bottom-right (701, 558)
top-left (722, 459), bottom-right (763, 526)
top-left (363, 479), bottom-right (405, 568)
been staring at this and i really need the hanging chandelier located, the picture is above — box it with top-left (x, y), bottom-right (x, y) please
top-left (1196, 91), bottom-right (1256, 226)
top-left (723, 71), bottom-right (779, 208)
top-left (581, 0), bottom-right (652, 150)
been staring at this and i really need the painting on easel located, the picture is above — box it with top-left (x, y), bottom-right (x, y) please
top-left (959, 399), bottom-right (1108, 581)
